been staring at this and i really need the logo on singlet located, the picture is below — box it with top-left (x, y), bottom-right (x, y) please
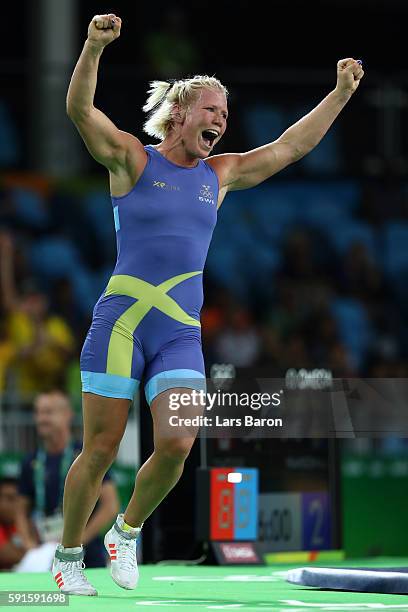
top-left (199, 184), bottom-right (215, 205)
top-left (153, 180), bottom-right (180, 192)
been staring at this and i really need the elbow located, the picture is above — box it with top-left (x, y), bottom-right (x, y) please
top-left (292, 143), bottom-right (307, 162)
top-left (65, 96), bottom-right (75, 119)
top-left (66, 100), bottom-right (92, 122)
top-left (293, 137), bottom-right (324, 162)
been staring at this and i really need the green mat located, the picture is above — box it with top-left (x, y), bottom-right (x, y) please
top-left (1, 560), bottom-right (408, 610)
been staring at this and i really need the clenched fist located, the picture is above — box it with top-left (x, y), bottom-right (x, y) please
top-left (336, 58), bottom-right (364, 96)
top-left (87, 14), bottom-right (122, 49)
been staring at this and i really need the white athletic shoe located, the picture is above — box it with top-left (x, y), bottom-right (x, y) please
top-left (52, 544), bottom-right (97, 596)
top-left (104, 514), bottom-right (142, 589)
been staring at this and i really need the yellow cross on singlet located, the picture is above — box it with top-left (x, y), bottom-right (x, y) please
top-left (105, 272), bottom-right (202, 377)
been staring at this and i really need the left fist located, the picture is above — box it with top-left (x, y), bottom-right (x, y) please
top-left (336, 58), bottom-right (364, 96)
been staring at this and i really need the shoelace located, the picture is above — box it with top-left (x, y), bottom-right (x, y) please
top-left (64, 561), bottom-right (91, 588)
top-left (117, 538), bottom-right (137, 572)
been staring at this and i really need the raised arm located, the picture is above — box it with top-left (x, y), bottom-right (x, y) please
top-left (211, 58), bottom-right (364, 193)
top-left (67, 14), bottom-right (146, 184)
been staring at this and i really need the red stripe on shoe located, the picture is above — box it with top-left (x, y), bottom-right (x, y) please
top-left (110, 556), bottom-right (117, 560)
top-left (108, 543), bottom-right (115, 548)
top-left (55, 572), bottom-right (62, 580)
top-left (56, 580), bottom-right (64, 588)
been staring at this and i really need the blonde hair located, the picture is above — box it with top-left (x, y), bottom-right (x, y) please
top-left (142, 75), bottom-right (228, 140)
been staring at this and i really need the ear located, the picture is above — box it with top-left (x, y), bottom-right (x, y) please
top-left (171, 103), bottom-right (184, 124)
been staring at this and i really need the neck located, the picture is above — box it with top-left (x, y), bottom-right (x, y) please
top-left (43, 432), bottom-right (70, 454)
top-left (156, 136), bottom-right (199, 168)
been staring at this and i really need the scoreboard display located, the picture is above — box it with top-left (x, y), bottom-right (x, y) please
top-left (196, 467), bottom-right (259, 541)
top-left (196, 437), bottom-right (340, 559)
top-left (258, 491), bottom-right (331, 551)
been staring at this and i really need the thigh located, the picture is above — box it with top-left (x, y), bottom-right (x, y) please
top-left (144, 333), bottom-right (206, 406)
top-left (80, 298), bottom-right (145, 400)
top-left (82, 392), bottom-right (131, 449)
top-left (150, 388), bottom-right (205, 454)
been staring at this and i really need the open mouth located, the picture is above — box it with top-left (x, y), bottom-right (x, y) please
top-left (201, 129), bottom-right (219, 149)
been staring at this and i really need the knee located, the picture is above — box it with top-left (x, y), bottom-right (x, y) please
top-left (156, 438), bottom-right (194, 464)
top-left (83, 433), bottom-right (121, 474)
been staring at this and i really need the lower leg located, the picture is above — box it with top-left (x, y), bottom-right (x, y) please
top-left (123, 450), bottom-right (186, 527)
top-left (123, 387), bottom-right (200, 528)
top-left (61, 450), bottom-right (107, 547)
top-left (61, 393), bottom-right (130, 548)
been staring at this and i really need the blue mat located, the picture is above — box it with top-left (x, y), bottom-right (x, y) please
top-left (286, 566), bottom-right (408, 594)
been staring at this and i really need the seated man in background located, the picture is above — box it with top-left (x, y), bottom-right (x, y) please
top-left (0, 478), bottom-right (26, 570)
top-left (17, 390), bottom-right (120, 567)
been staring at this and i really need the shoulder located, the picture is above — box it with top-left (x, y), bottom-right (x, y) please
top-left (110, 137), bottom-right (150, 196)
top-left (122, 133), bottom-right (148, 164)
top-left (206, 153), bottom-right (242, 190)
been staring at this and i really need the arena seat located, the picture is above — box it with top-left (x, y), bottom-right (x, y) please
top-left (250, 185), bottom-right (297, 236)
top-left (331, 297), bottom-right (372, 368)
top-left (243, 103), bottom-right (287, 149)
top-left (327, 220), bottom-right (377, 259)
top-left (30, 237), bottom-right (84, 280)
top-left (290, 105), bottom-right (342, 174)
top-left (383, 222), bottom-right (408, 278)
top-left (206, 244), bottom-right (247, 297)
top-left (11, 187), bottom-right (48, 229)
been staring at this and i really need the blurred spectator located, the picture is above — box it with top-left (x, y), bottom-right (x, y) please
top-left (278, 335), bottom-right (312, 372)
top-left (0, 307), bottom-right (16, 393)
top-left (263, 281), bottom-right (305, 340)
top-left (258, 326), bottom-right (282, 374)
top-left (338, 242), bottom-right (385, 301)
top-left (17, 391), bottom-right (120, 568)
top-left (201, 285), bottom-right (235, 364)
top-left (143, 7), bottom-right (199, 78)
top-left (279, 229), bottom-right (318, 281)
top-left (0, 478), bottom-right (26, 570)
top-left (214, 307), bottom-right (261, 367)
top-left (326, 343), bottom-right (356, 377)
top-left (303, 310), bottom-right (341, 366)
top-left (0, 232), bottom-right (75, 396)
top-left (50, 277), bottom-right (89, 340)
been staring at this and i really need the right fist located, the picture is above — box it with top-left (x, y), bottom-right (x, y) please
top-left (87, 14), bottom-right (121, 48)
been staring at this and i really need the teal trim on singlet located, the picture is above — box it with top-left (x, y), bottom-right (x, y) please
top-left (145, 368), bottom-right (206, 405)
top-left (81, 371), bottom-right (139, 400)
top-left (113, 206), bottom-right (120, 232)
